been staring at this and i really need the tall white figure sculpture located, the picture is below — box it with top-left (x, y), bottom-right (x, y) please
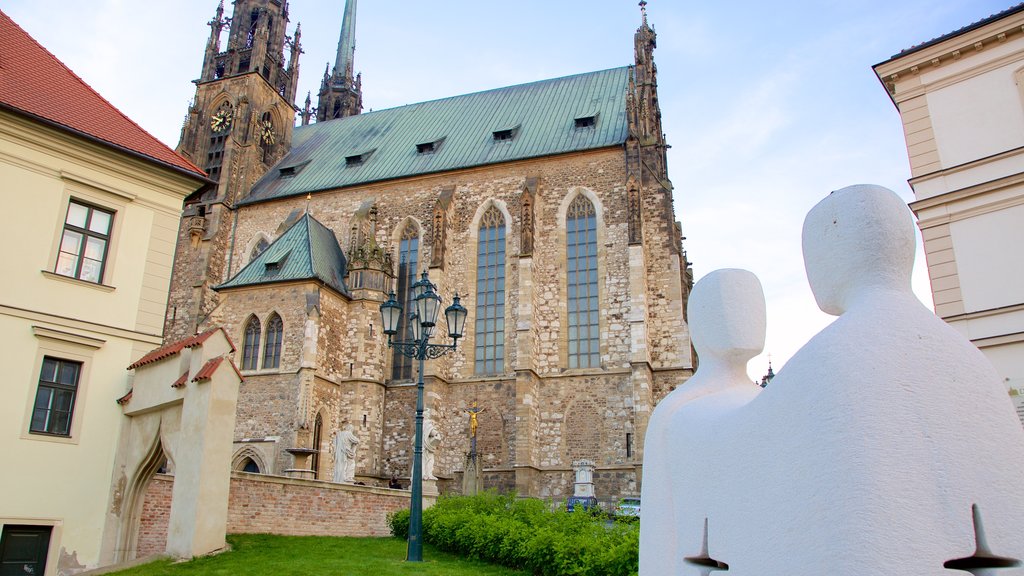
top-left (420, 409), bottom-right (441, 481)
top-left (332, 424), bottom-right (359, 483)
top-left (648, 184), bottom-right (1024, 575)
top-left (639, 269), bottom-right (765, 576)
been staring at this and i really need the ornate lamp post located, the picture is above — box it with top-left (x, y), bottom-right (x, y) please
top-left (379, 270), bottom-right (467, 562)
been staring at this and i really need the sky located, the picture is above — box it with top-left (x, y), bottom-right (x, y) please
top-left (4, 0), bottom-right (1014, 379)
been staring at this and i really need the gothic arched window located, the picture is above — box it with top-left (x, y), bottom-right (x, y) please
top-left (391, 222), bottom-right (419, 380)
top-left (475, 206), bottom-right (506, 374)
top-left (263, 313), bottom-right (283, 369)
top-left (242, 315), bottom-right (261, 370)
top-left (311, 413), bottom-right (323, 479)
top-left (566, 195), bottom-right (599, 369)
top-left (251, 238), bottom-right (269, 262)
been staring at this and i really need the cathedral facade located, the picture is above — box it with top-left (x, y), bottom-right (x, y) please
top-left (166, 0), bottom-right (692, 503)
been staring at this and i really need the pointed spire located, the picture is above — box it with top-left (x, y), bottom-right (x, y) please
top-left (639, 0), bottom-right (648, 28)
top-left (334, 0), bottom-right (357, 81)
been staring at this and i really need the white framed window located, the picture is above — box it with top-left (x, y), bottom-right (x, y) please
top-left (55, 200), bottom-right (113, 283)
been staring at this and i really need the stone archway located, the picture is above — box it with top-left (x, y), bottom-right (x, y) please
top-left (100, 328), bottom-right (242, 564)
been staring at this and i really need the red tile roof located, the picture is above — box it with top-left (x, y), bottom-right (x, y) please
top-left (127, 327), bottom-right (236, 370)
top-left (171, 371), bottom-right (189, 388)
top-left (193, 356), bottom-right (245, 383)
top-left (0, 10), bottom-right (206, 178)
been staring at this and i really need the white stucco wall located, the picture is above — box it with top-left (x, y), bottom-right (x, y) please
top-left (950, 203), bottom-right (1024, 313)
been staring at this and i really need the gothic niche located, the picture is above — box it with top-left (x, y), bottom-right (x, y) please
top-left (346, 202), bottom-right (394, 292)
top-left (627, 176), bottom-right (642, 245)
top-left (430, 187), bottom-right (454, 268)
top-left (520, 185), bottom-right (535, 256)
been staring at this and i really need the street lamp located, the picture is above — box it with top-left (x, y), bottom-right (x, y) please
top-left (380, 270), bottom-right (467, 562)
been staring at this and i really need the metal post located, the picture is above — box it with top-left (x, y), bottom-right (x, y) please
top-left (407, 345), bottom-right (426, 562)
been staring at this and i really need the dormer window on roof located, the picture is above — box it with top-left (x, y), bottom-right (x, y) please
top-left (574, 114), bottom-right (597, 129)
top-left (493, 129), bottom-right (515, 142)
top-left (278, 160), bottom-right (311, 179)
top-left (345, 150), bottom-right (374, 167)
top-left (416, 136), bottom-right (445, 155)
top-left (264, 249), bottom-right (291, 275)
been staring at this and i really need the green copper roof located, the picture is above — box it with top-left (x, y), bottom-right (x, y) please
top-left (215, 213), bottom-right (349, 295)
top-left (240, 66), bottom-right (631, 205)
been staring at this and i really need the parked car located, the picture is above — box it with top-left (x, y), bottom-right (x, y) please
top-left (615, 497), bottom-right (641, 517)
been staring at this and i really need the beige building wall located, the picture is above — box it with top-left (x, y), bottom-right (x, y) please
top-left (875, 7), bottom-right (1024, 423)
top-left (0, 109), bottom-right (203, 575)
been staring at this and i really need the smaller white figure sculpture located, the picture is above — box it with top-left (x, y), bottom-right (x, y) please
top-left (332, 424), bottom-right (359, 483)
top-left (420, 409), bottom-right (441, 481)
top-left (638, 268), bottom-right (765, 576)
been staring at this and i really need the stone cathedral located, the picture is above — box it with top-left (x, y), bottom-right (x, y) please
top-left (166, 0), bottom-right (693, 503)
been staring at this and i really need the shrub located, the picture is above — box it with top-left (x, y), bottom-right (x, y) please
top-left (391, 492), bottom-right (639, 576)
top-left (387, 508), bottom-right (410, 540)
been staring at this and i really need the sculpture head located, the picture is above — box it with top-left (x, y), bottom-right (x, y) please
top-left (688, 268), bottom-right (766, 365)
top-left (802, 185), bottom-right (915, 316)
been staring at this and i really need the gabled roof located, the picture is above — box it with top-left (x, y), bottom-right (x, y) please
top-left (216, 213), bottom-right (350, 295)
top-left (241, 66), bottom-right (631, 205)
top-left (127, 327), bottom-right (235, 370)
top-left (0, 10), bottom-right (206, 179)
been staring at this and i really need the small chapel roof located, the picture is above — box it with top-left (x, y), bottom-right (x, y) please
top-left (216, 212), bottom-right (350, 295)
top-left (0, 10), bottom-right (206, 179)
top-left (241, 66), bottom-right (631, 205)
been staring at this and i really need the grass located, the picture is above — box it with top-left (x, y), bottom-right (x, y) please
top-left (108, 534), bottom-right (531, 576)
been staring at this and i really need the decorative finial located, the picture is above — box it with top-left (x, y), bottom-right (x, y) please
top-left (639, 0), bottom-right (648, 26)
top-left (305, 193), bottom-right (312, 214)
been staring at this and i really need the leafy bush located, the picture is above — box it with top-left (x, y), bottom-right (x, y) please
top-left (389, 492), bottom-right (638, 576)
top-left (387, 508), bottom-right (410, 540)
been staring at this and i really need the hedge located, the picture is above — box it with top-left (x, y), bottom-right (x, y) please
top-left (387, 492), bottom-right (638, 576)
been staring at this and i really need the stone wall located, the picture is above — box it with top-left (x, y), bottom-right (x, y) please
top-left (135, 472), bottom-right (417, 555)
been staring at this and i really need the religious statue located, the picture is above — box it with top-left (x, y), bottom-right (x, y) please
top-left (464, 403), bottom-right (485, 440)
top-left (332, 424), bottom-right (359, 483)
top-left (420, 409), bottom-right (441, 481)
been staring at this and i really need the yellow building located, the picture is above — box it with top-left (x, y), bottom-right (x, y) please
top-left (0, 10), bottom-right (207, 575)
top-left (875, 5), bottom-right (1024, 425)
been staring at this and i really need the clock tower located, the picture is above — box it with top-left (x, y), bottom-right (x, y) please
top-left (165, 0), bottom-right (303, 341)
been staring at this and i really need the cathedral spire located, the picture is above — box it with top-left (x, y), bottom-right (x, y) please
top-left (334, 0), bottom-right (357, 82)
top-left (316, 0), bottom-right (363, 121)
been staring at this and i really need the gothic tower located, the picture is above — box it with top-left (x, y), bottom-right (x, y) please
top-left (165, 0), bottom-right (303, 341)
top-left (316, 0), bottom-right (362, 122)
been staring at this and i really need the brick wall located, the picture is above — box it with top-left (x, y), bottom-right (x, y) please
top-left (135, 472), bottom-right (416, 558)
top-left (136, 474), bottom-right (172, 557)
top-left (227, 472), bottom-right (415, 537)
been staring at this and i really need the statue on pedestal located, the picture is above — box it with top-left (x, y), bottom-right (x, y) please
top-left (419, 409), bottom-right (441, 481)
top-left (332, 423), bottom-right (359, 483)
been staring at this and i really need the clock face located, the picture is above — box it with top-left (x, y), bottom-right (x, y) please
top-left (210, 105), bottom-right (233, 133)
top-left (260, 120), bottom-right (275, 145)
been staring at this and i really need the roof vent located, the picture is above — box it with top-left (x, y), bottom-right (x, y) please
top-left (264, 249), bottom-right (291, 275)
top-left (278, 161), bottom-right (310, 179)
top-left (345, 150), bottom-right (374, 167)
top-left (492, 128), bottom-right (516, 142)
top-left (417, 137), bottom-right (447, 155)
top-left (574, 114), bottom-right (597, 129)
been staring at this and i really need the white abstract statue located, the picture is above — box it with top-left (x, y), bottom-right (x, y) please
top-left (639, 268), bottom-right (765, 576)
top-left (641, 184), bottom-right (1024, 575)
top-left (332, 424), bottom-right (359, 483)
top-left (420, 409), bottom-right (441, 481)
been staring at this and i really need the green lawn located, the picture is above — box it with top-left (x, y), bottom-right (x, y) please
top-left (108, 534), bottom-right (531, 576)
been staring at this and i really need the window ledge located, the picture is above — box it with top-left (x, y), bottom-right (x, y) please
top-left (22, 429), bottom-right (79, 445)
top-left (41, 270), bottom-right (116, 292)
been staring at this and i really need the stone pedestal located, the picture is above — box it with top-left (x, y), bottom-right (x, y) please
top-left (462, 453), bottom-right (482, 496)
top-left (568, 459), bottom-right (597, 511)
